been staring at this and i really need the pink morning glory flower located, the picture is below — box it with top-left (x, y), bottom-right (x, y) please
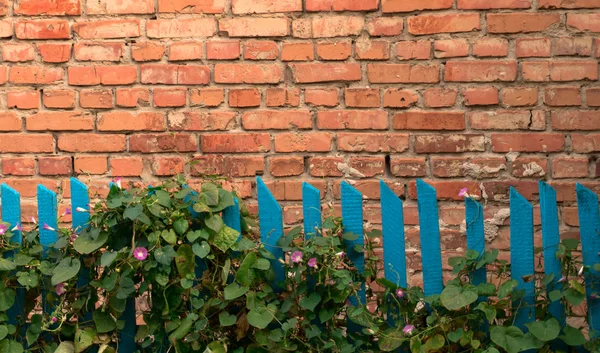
top-left (31, 217), bottom-right (37, 225)
top-left (403, 324), bottom-right (415, 335)
top-left (558, 275), bottom-right (567, 283)
top-left (43, 223), bottom-right (56, 232)
top-left (291, 251), bottom-right (303, 263)
top-left (11, 223), bottom-right (22, 232)
top-left (51, 317), bottom-right (58, 324)
top-left (134, 247), bottom-right (148, 261)
top-left (62, 208), bottom-right (72, 216)
top-left (75, 207), bottom-right (88, 213)
top-left (113, 177), bottom-right (123, 189)
top-left (396, 289), bottom-right (405, 298)
top-left (0, 224), bottom-right (6, 236)
top-left (458, 188), bottom-right (469, 198)
top-left (70, 232), bottom-right (78, 241)
top-left (308, 258), bottom-right (317, 268)
top-left (336, 251), bottom-right (345, 258)
top-left (55, 283), bottom-right (66, 296)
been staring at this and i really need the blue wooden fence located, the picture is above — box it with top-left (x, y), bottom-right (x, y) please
top-left (0, 177), bottom-right (599, 352)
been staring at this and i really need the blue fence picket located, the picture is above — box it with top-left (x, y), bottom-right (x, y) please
top-left (509, 188), bottom-right (535, 331)
top-left (416, 180), bottom-right (443, 296)
top-left (257, 177), bottom-right (284, 289)
top-left (37, 185), bottom-right (58, 317)
top-left (538, 182), bottom-right (566, 331)
top-left (341, 182), bottom-right (366, 305)
top-left (576, 183), bottom-right (600, 337)
top-left (380, 180), bottom-right (407, 289)
top-left (465, 198), bottom-right (486, 288)
top-left (223, 197), bottom-right (242, 236)
top-left (2, 184), bottom-right (25, 332)
top-left (302, 183), bottom-right (321, 239)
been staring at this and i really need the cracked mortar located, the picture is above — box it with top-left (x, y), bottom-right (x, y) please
top-left (460, 208), bottom-right (510, 243)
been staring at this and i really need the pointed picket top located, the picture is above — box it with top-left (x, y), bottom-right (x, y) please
top-left (380, 180), bottom-right (407, 288)
top-left (416, 179), bottom-right (443, 296)
top-left (70, 178), bottom-right (90, 233)
top-left (465, 197), bottom-right (486, 288)
top-left (538, 181), bottom-right (566, 330)
top-left (341, 181), bottom-right (365, 305)
top-left (509, 187), bottom-right (535, 330)
top-left (1, 183), bottom-right (22, 246)
top-left (256, 177), bottom-right (284, 288)
top-left (576, 183), bottom-right (600, 336)
top-left (37, 185), bottom-right (58, 249)
top-left (302, 182), bottom-right (321, 239)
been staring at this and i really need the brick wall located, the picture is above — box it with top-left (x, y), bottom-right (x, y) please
top-left (0, 0), bottom-right (599, 265)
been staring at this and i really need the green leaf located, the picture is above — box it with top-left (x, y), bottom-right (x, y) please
top-left (440, 284), bottom-right (478, 310)
top-left (168, 313), bottom-right (198, 342)
top-left (74, 230), bottom-right (108, 254)
top-left (173, 219), bottom-right (189, 235)
top-left (101, 251), bottom-right (118, 268)
top-left (123, 204), bottom-right (143, 221)
top-left (154, 246), bottom-right (176, 266)
top-left (52, 257), bottom-right (81, 285)
top-left (448, 328), bottom-right (463, 343)
top-left (247, 306), bottom-right (275, 329)
top-left (0, 327), bottom-right (7, 341)
top-left (219, 312), bottom-right (237, 327)
top-left (206, 214), bottom-right (224, 233)
top-left (175, 187), bottom-right (193, 199)
top-left (299, 293), bottom-right (321, 312)
top-left (176, 245), bottom-right (195, 276)
top-left (319, 308), bottom-right (334, 323)
top-left (237, 252), bottom-right (257, 286)
top-left (204, 341), bottom-right (226, 353)
top-left (498, 280), bottom-right (518, 299)
top-left (475, 302), bottom-right (497, 322)
top-left (193, 202), bottom-right (210, 213)
top-left (0, 339), bottom-right (23, 353)
top-left (525, 318), bottom-right (560, 342)
top-left (569, 280), bottom-right (586, 294)
top-left (224, 283), bottom-right (249, 300)
top-left (16, 272), bottom-right (38, 289)
top-left (155, 190), bottom-right (171, 208)
top-left (423, 334), bottom-right (445, 351)
top-left (75, 328), bottom-right (96, 353)
top-left (490, 326), bottom-right (524, 353)
top-left (213, 225), bottom-right (240, 252)
top-left (252, 258), bottom-right (270, 271)
top-left (549, 289), bottom-right (563, 302)
top-left (202, 184), bottom-right (219, 206)
top-left (378, 328), bottom-right (405, 352)
top-left (55, 342), bottom-right (75, 353)
top-left (562, 238), bottom-right (579, 250)
top-left (565, 288), bottom-right (586, 306)
top-left (93, 311), bottom-right (116, 333)
top-left (211, 189), bottom-right (235, 212)
top-left (161, 230), bottom-right (177, 245)
top-left (560, 325), bottom-right (587, 346)
top-left (0, 259), bottom-right (16, 271)
top-left (192, 242), bottom-right (210, 259)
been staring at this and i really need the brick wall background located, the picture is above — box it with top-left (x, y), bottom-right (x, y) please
top-left (0, 0), bottom-right (599, 281)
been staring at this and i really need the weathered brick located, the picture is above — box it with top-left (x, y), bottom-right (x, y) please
top-left (266, 88), bottom-right (300, 107)
top-left (415, 135), bottom-right (485, 153)
top-left (141, 64), bottom-right (209, 85)
top-left (567, 13), bottom-right (600, 32)
top-left (16, 20), bottom-right (70, 39)
top-left (190, 88), bottom-right (224, 107)
top-left (3, 157), bottom-right (36, 176)
top-left (544, 86), bottom-right (582, 106)
top-left (516, 38), bottom-right (551, 58)
top-left (220, 18), bottom-right (289, 37)
top-left (80, 89), bottom-right (114, 108)
top-left (243, 110), bottom-right (312, 129)
top-left (129, 134), bottom-right (198, 153)
top-left (98, 111), bottom-right (167, 131)
top-left (168, 111), bottom-right (235, 131)
top-left (37, 43), bottom-right (72, 63)
top-left (168, 42), bottom-right (204, 61)
top-left (394, 111), bottom-right (465, 130)
top-left (206, 40), bottom-right (240, 60)
top-left (552, 158), bottom-right (590, 178)
top-left (487, 13), bottom-right (561, 33)
top-left (244, 40), bottom-right (279, 60)
top-left (395, 41), bottom-right (431, 60)
top-left (153, 88), bottom-right (187, 107)
top-left (408, 13), bottom-right (480, 35)
top-left (445, 61), bottom-right (517, 82)
top-left (275, 133), bottom-right (334, 152)
top-left (192, 155), bottom-right (264, 177)
top-left (234, 0), bottom-right (301, 13)
top-left (383, 89), bottom-right (419, 108)
top-left (269, 157), bottom-right (304, 177)
top-left (202, 133), bottom-right (271, 153)
top-left (58, 134), bottom-right (126, 152)
top-left (501, 87), bottom-right (538, 107)
top-left (458, 0), bottom-right (531, 8)
top-left (469, 110), bottom-right (545, 130)
top-left (43, 89), bottom-right (76, 108)
top-left (68, 65), bottom-right (137, 85)
top-left (147, 18), bottom-right (215, 38)
top-left (74, 19), bottom-right (140, 39)
top-left (116, 88), bottom-right (151, 107)
top-left (229, 88), bottom-right (261, 107)
top-left (317, 110), bottom-right (388, 130)
top-left (491, 133), bottom-right (565, 152)
top-left (305, 88), bottom-right (339, 107)
top-left (316, 41), bottom-right (352, 60)
top-left (390, 157), bottom-right (427, 177)
top-left (2, 43), bottom-right (35, 62)
top-left (423, 88), bottom-right (457, 108)
top-left (337, 133), bottom-right (408, 152)
top-left (292, 63), bottom-right (361, 83)
top-left (462, 87), bottom-right (499, 106)
top-left (383, 0), bottom-right (453, 12)
top-left (215, 64), bottom-right (283, 83)
top-left (26, 111), bottom-right (94, 131)
top-left (39, 156), bottom-right (72, 176)
top-left (87, 0), bottom-right (155, 14)
top-left (368, 63), bottom-right (439, 83)
top-left (551, 110), bottom-right (600, 130)
top-left (8, 90), bottom-right (40, 109)
top-left (522, 61), bottom-right (598, 81)
top-left (132, 42), bottom-right (165, 61)
top-left (110, 157), bottom-right (144, 177)
top-left (158, 0), bottom-right (225, 13)
top-left (74, 156), bottom-right (108, 175)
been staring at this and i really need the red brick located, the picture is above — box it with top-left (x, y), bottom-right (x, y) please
top-left (501, 87), bottom-right (538, 107)
top-left (215, 64), bottom-right (283, 83)
top-left (540, 0), bottom-right (600, 8)
top-left (154, 88), bottom-right (187, 107)
top-left (309, 157), bottom-right (344, 177)
top-left (522, 61), bottom-right (598, 81)
top-left (74, 42), bottom-right (123, 61)
top-left (394, 111), bottom-right (465, 130)
top-left (132, 42), bottom-right (165, 61)
top-left (469, 110), bottom-right (545, 130)
top-left (110, 157), bottom-right (144, 177)
top-left (383, 89), bottom-right (418, 108)
top-left (567, 13), bottom-right (600, 32)
top-left (16, 20), bottom-right (70, 39)
top-left (266, 88), bottom-right (300, 107)
top-left (233, 0), bottom-right (301, 13)
top-left (219, 18), bottom-right (289, 37)
top-left (408, 180), bottom-right (481, 201)
top-left (3, 157), bottom-right (36, 176)
top-left (458, 0), bottom-right (531, 8)
top-left (382, 0), bottom-right (453, 12)
top-left (74, 19), bottom-right (140, 39)
top-left (0, 113), bottom-right (22, 132)
top-left (337, 133), bottom-right (408, 152)
top-left (43, 90), bottom-right (75, 109)
top-left (87, 0), bottom-right (155, 14)
top-left (355, 40), bottom-right (390, 60)
top-left (491, 133), bottom-right (565, 152)
top-left (317, 110), bottom-right (388, 130)
top-left (473, 38), bottom-right (509, 57)
top-left (544, 86), bottom-right (581, 106)
top-left (116, 88), bottom-right (151, 107)
top-left (168, 111), bottom-right (235, 131)
top-left (151, 156), bottom-right (185, 176)
top-left (0, 66), bottom-right (7, 85)
top-left (206, 40), bottom-right (240, 60)
top-left (302, 16), bottom-right (364, 38)
top-left (395, 41), bottom-right (431, 60)
top-left (39, 156), bottom-right (72, 176)
top-left (554, 37), bottom-right (593, 56)
top-left (244, 40), bottom-right (279, 60)
top-left (269, 157), bottom-right (304, 177)
top-left (307, 0), bottom-right (378, 11)
top-left (414, 134), bottom-right (485, 153)
top-left (587, 87), bottom-right (600, 106)
top-left (511, 157), bottom-right (548, 178)
top-left (129, 134), bottom-right (198, 153)
top-left (68, 65), bottom-right (137, 86)
top-left (9, 66), bottom-right (64, 85)
top-left (572, 134), bottom-right (600, 152)
top-left (305, 88), bottom-right (339, 107)
top-left (291, 63), bottom-right (361, 83)
top-left (243, 110), bottom-right (311, 130)
top-left (446, 61), bottom-right (517, 82)
top-left (552, 110), bottom-right (600, 130)
top-left (141, 64), bottom-right (209, 85)
top-left (434, 39), bottom-right (469, 58)
top-left (58, 134), bottom-right (126, 153)
top-left (169, 42), bottom-right (203, 61)
top-left (431, 157), bottom-right (467, 178)
top-left (408, 13), bottom-right (481, 35)
top-left (8, 90), bottom-right (40, 109)
top-left (275, 133), bottom-right (334, 152)
top-left (74, 156), bottom-right (108, 175)
top-left (281, 42), bottom-right (315, 61)
top-left (98, 111), bottom-right (166, 132)
top-left (158, 0), bottom-right (225, 13)
top-left (390, 157), bottom-right (427, 177)
top-left (37, 43), bottom-right (72, 63)
top-left (192, 155), bottom-right (264, 177)
top-left (229, 88), bottom-right (261, 107)
top-left (2, 43), bottom-right (35, 62)
top-left (368, 63), bottom-right (440, 83)
top-left (15, 0), bottom-right (80, 15)
top-left (516, 38), bottom-right (551, 58)
top-left (26, 111), bottom-right (94, 131)
top-left (350, 157), bottom-right (385, 177)
top-left (147, 18), bottom-right (215, 38)
top-left (489, 14), bottom-right (561, 33)
top-left (424, 88), bottom-right (457, 108)
top-left (80, 89), bottom-right (113, 108)
top-left (366, 18), bottom-right (404, 36)
top-left (552, 158), bottom-right (590, 178)
top-left (202, 133), bottom-right (270, 153)
top-left (344, 88), bottom-right (380, 108)
top-left (316, 41), bottom-right (352, 60)
top-left (190, 88), bottom-right (224, 107)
